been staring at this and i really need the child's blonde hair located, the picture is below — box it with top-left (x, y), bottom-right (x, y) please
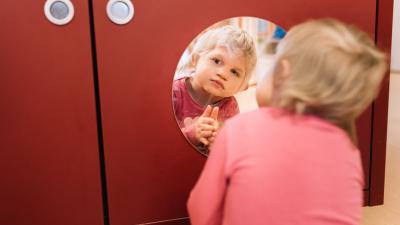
top-left (190, 25), bottom-right (257, 88)
top-left (271, 18), bottom-right (387, 144)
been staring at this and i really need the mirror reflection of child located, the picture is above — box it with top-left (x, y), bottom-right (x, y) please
top-left (188, 19), bottom-right (387, 224)
top-left (172, 26), bottom-right (257, 154)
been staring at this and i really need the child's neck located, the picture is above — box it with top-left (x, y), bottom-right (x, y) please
top-left (186, 77), bottom-right (223, 107)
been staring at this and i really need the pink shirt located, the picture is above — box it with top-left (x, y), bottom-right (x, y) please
top-left (188, 107), bottom-right (364, 225)
top-left (173, 77), bottom-right (239, 146)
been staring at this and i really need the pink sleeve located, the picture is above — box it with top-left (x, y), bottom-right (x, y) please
top-left (187, 126), bottom-right (229, 225)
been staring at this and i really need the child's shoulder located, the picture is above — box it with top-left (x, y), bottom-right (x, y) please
top-left (173, 77), bottom-right (187, 86)
top-left (216, 96), bottom-right (239, 118)
top-left (234, 107), bottom-right (278, 118)
top-left (217, 96), bottom-right (238, 107)
top-left (224, 107), bottom-right (276, 127)
top-left (172, 77), bottom-right (190, 94)
top-left (225, 107), bottom-right (350, 144)
top-left (227, 107), bottom-right (347, 138)
top-left (225, 107), bottom-right (330, 130)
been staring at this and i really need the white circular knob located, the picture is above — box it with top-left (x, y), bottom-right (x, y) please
top-left (44, 0), bottom-right (74, 25)
top-left (107, 0), bottom-right (134, 25)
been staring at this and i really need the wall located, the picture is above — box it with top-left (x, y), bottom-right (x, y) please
top-left (392, 0), bottom-right (400, 71)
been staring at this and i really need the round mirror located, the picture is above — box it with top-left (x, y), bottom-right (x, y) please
top-left (172, 17), bottom-right (286, 156)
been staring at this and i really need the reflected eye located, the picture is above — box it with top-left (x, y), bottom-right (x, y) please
top-left (231, 69), bottom-right (240, 77)
top-left (211, 58), bottom-right (221, 65)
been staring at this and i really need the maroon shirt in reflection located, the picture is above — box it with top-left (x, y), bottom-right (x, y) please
top-left (172, 77), bottom-right (239, 147)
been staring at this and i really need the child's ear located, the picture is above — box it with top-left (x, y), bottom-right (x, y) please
top-left (280, 59), bottom-right (291, 79)
top-left (191, 53), bottom-right (199, 67)
top-left (241, 83), bottom-right (249, 91)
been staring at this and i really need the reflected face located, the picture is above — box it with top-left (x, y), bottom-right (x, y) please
top-left (192, 46), bottom-right (247, 99)
top-left (172, 17), bottom-right (286, 156)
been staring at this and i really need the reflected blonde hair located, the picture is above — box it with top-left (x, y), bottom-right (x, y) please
top-left (191, 25), bottom-right (257, 87)
top-left (271, 18), bottom-right (387, 144)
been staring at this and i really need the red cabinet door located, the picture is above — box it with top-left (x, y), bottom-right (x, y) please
top-left (0, 1), bottom-right (103, 225)
top-left (93, 0), bottom-right (390, 224)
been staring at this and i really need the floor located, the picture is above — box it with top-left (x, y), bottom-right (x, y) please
top-left (361, 73), bottom-right (400, 225)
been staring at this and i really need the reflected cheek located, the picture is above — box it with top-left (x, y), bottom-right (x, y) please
top-left (195, 72), bottom-right (212, 86)
top-left (225, 82), bottom-right (242, 95)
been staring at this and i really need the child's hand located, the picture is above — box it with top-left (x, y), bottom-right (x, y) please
top-left (206, 106), bottom-right (219, 147)
top-left (194, 105), bottom-right (219, 146)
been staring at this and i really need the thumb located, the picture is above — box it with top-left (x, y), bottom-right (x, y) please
top-left (210, 106), bottom-right (219, 120)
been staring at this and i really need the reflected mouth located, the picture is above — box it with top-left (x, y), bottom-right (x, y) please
top-left (210, 79), bottom-right (224, 90)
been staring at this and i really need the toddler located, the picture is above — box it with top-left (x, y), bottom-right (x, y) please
top-left (173, 25), bottom-right (257, 153)
top-left (188, 18), bottom-right (387, 225)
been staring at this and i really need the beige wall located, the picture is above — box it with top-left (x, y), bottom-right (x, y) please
top-left (392, 0), bottom-right (400, 71)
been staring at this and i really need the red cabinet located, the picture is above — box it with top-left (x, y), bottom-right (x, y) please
top-left (0, 0), bottom-right (393, 225)
top-left (0, 1), bottom-right (103, 225)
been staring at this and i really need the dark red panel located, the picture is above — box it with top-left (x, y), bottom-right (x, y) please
top-left (369, 0), bottom-right (394, 206)
top-left (0, 1), bottom-right (103, 225)
top-left (93, 0), bottom-right (379, 223)
top-left (363, 190), bottom-right (370, 206)
top-left (357, 107), bottom-right (373, 189)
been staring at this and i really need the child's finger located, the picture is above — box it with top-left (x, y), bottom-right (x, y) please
top-left (199, 117), bottom-right (217, 125)
top-left (210, 106), bottom-right (219, 120)
top-left (199, 123), bottom-right (217, 131)
top-left (212, 120), bottom-right (219, 129)
top-left (201, 105), bottom-right (212, 117)
top-left (199, 137), bottom-right (209, 146)
top-left (200, 130), bottom-right (213, 137)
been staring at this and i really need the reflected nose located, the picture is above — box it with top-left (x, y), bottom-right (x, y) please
top-left (217, 67), bottom-right (228, 81)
